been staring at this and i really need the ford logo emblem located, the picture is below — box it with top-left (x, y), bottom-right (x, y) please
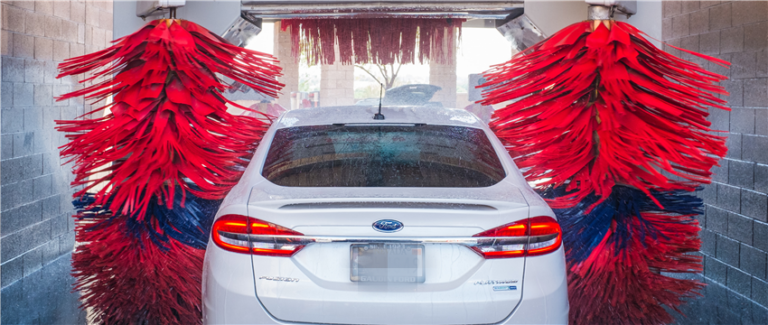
top-left (372, 219), bottom-right (404, 233)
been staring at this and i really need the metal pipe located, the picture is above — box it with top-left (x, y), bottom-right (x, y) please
top-left (587, 5), bottom-right (612, 20)
top-left (241, 1), bottom-right (522, 20)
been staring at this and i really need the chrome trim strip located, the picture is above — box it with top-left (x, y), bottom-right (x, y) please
top-left (218, 232), bottom-right (557, 246)
top-left (279, 201), bottom-right (497, 211)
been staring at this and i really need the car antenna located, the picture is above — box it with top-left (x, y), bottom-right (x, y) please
top-left (373, 83), bottom-right (385, 120)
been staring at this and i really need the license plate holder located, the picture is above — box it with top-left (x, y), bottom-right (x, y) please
top-left (350, 243), bottom-right (425, 283)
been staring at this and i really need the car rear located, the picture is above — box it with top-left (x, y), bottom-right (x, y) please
top-left (203, 107), bottom-right (568, 324)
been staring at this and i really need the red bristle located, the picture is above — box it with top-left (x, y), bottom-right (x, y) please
top-left (419, 24), bottom-right (431, 64)
top-left (400, 20), bottom-right (417, 63)
top-left (319, 20), bottom-right (336, 65)
top-left (352, 19), bottom-right (370, 63)
top-left (283, 20), bottom-right (301, 63)
top-left (481, 20), bottom-right (726, 324)
top-left (281, 18), bottom-right (466, 65)
top-left (72, 215), bottom-right (205, 325)
top-left (55, 19), bottom-right (282, 219)
top-left (336, 20), bottom-right (355, 65)
top-left (480, 21), bottom-right (729, 210)
top-left (568, 213), bottom-right (704, 325)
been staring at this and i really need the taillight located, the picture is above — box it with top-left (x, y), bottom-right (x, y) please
top-left (211, 214), bottom-right (305, 257)
top-left (471, 216), bottom-right (562, 259)
top-left (525, 216), bottom-right (563, 256)
top-left (211, 214), bottom-right (251, 254)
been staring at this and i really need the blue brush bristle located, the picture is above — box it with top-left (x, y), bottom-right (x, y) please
top-left (539, 185), bottom-right (703, 263)
top-left (73, 188), bottom-right (221, 250)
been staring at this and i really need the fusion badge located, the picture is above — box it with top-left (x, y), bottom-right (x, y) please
top-left (259, 276), bottom-right (299, 283)
top-left (474, 280), bottom-right (518, 285)
top-left (372, 219), bottom-right (404, 233)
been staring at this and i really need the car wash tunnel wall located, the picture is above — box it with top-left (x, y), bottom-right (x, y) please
top-left (0, 1), bottom-right (767, 324)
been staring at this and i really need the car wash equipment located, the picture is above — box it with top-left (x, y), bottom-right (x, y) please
top-left (280, 18), bottom-right (465, 65)
top-left (479, 4), bottom-right (729, 325)
top-left (55, 17), bottom-right (282, 325)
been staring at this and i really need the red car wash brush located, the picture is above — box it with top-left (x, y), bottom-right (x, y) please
top-left (280, 18), bottom-right (464, 65)
top-left (481, 5), bottom-right (729, 325)
top-left (56, 17), bottom-right (282, 325)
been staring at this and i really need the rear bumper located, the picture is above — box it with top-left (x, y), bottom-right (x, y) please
top-left (503, 246), bottom-right (569, 325)
top-left (203, 244), bottom-right (568, 325)
top-left (203, 244), bottom-right (273, 325)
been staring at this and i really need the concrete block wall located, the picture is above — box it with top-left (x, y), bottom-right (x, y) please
top-left (319, 44), bottom-right (355, 107)
top-left (662, 1), bottom-right (768, 324)
top-left (274, 21), bottom-right (299, 110)
top-left (429, 60), bottom-right (458, 109)
top-left (428, 34), bottom-right (458, 109)
top-left (0, 0), bottom-right (113, 323)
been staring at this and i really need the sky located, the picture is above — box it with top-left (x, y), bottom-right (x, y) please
top-left (456, 28), bottom-right (514, 92)
top-left (246, 22), bottom-right (275, 55)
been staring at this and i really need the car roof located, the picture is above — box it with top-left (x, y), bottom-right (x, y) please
top-left (274, 105), bottom-right (484, 128)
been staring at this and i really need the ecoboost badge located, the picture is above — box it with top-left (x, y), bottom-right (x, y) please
top-left (493, 285), bottom-right (517, 291)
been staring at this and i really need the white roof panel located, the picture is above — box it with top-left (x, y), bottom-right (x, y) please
top-left (275, 106), bottom-right (485, 128)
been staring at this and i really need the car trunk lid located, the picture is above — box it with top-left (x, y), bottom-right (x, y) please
top-left (248, 184), bottom-right (529, 324)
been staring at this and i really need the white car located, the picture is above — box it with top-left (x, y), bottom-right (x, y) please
top-left (202, 106), bottom-right (568, 325)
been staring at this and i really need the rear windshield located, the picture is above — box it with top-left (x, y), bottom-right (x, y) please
top-left (261, 124), bottom-right (506, 187)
